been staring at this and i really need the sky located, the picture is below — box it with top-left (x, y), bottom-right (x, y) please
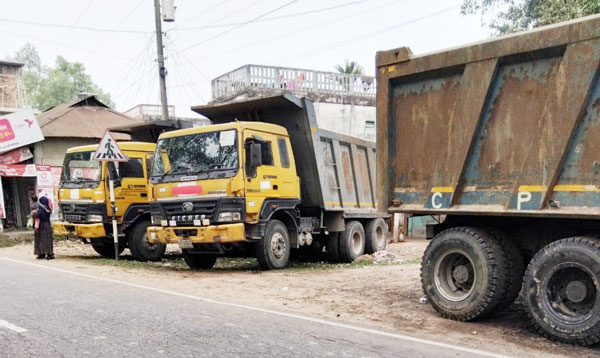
top-left (1, 0), bottom-right (490, 118)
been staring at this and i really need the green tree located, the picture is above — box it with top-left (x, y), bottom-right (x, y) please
top-left (462, 0), bottom-right (600, 35)
top-left (8, 44), bottom-right (114, 111)
top-left (334, 59), bottom-right (364, 75)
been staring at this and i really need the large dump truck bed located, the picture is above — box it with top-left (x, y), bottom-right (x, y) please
top-left (376, 14), bottom-right (600, 219)
top-left (193, 94), bottom-right (378, 216)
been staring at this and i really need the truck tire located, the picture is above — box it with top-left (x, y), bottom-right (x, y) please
top-left (256, 220), bottom-right (290, 270)
top-left (421, 227), bottom-right (508, 321)
top-left (128, 220), bottom-right (165, 262)
top-left (182, 250), bottom-right (217, 269)
top-left (491, 230), bottom-right (524, 312)
top-left (91, 239), bottom-right (124, 259)
top-left (365, 218), bottom-right (388, 254)
top-left (325, 233), bottom-right (341, 262)
top-left (339, 220), bottom-right (366, 262)
top-left (523, 237), bottom-right (600, 346)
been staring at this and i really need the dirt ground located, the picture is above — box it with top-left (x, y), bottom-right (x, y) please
top-left (1, 237), bottom-right (598, 358)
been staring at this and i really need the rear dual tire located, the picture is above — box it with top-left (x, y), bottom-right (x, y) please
top-left (421, 227), bottom-right (510, 321)
top-left (91, 238), bottom-right (125, 258)
top-left (523, 237), bottom-right (600, 346)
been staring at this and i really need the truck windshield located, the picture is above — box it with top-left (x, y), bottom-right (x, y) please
top-left (152, 129), bottom-right (238, 182)
top-left (61, 151), bottom-right (102, 188)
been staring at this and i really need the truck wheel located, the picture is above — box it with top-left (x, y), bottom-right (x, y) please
top-left (325, 233), bottom-right (341, 262)
top-left (91, 239), bottom-right (124, 259)
top-left (128, 220), bottom-right (165, 262)
top-left (421, 227), bottom-right (508, 321)
top-left (339, 220), bottom-right (366, 262)
top-left (182, 250), bottom-right (217, 269)
top-left (523, 237), bottom-right (600, 346)
top-left (365, 218), bottom-right (388, 254)
top-left (256, 220), bottom-right (290, 270)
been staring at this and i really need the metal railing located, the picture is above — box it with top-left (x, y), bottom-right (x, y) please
top-left (211, 65), bottom-right (376, 100)
top-left (123, 104), bottom-right (176, 121)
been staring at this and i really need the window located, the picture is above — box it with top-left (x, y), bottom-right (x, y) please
top-left (119, 158), bottom-right (144, 178)
top-left (278, 137), bottom-right (289, 168)
top-left (365, 120), bottom-right (375, 128)
top-left (262, 142), bottom-right (273, 166)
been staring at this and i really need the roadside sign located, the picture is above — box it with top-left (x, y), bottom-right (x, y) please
top-left (92, 130), bottom-right (127, 260)
top-left (93, 131), bottom-right (128, 162)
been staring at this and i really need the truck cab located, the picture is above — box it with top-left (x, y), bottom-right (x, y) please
top-left (147, 122), bottom-right (300, 268)
top-left (53, 142), bottom-right (165, 261)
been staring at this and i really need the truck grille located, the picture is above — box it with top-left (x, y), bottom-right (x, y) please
top-left (60, 203), bottom-right (89, 223)
top-left (59, 203), bottom-right (106, 223)
top-left (161, 199), bottom-right (218, 225)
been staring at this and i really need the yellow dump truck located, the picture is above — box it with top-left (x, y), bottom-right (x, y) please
top-left (53, 142), bottom-right (166, 261)
top-left (147, 94), bottom-right (387, 270)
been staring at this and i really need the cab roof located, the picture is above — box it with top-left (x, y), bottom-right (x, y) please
top-left (66, 141), bottom-right (156, 153)
top-left (157, 121), bottom-right (288, 140)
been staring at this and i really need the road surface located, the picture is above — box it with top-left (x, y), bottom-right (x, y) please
top-left (0, 258), bottom-right (512, 358)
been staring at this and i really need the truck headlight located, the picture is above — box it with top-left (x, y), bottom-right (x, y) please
top-left (217, 212), bottom-right (241, 222)
top-left (151, 215), bottom-right (164, 225)
top-left (87, 214), bottom-right (103, 223)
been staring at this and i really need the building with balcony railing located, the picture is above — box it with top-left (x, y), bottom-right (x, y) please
top-left (123, 104), bottom-right (209, 126)
top-left (211, 65), bottom-right (376, 140)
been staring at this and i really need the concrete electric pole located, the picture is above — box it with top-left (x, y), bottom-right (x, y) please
top-left (153, 0), bottom-right (170, 121)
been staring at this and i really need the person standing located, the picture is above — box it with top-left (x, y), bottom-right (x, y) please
top-left (35, 196), bottom-right (54, 260)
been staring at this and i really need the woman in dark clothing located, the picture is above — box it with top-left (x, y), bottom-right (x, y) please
top-left (35, 196), bottom-right (54, 260)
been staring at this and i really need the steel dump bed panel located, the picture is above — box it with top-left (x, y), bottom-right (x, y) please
top-left (193, 94), bottom-right (377, 214)
top-left (376, 15), bottom-right (600, 218)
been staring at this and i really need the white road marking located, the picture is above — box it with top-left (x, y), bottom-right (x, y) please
top-left (1, 257), bottom-right (514, 358)
top-left (0, 319), bottom-right (28, 333)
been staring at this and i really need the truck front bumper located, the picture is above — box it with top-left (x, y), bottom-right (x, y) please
top-left (147, 223), bottom-right (246, 245)
top-left (52, 221), bottom-right (106, 239)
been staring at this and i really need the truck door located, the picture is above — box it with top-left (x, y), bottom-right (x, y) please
top-left (109, 153), bottom-right (148, 220)
top-left (243, 130), bottom-right (281, 221)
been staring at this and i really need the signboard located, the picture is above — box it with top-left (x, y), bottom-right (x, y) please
top-left (93, 131), bottom-right (127, 162)
top-left (0, 147), bottom-right (33, 165)
top-left (0, 110), bottom-right (44, 154)
top-left (36, 165), bottom-right (55, 210)
top-left (0, 164), bottom-right (37, 177)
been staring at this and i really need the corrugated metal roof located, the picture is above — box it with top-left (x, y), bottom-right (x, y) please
top-left (37, 95), bottom-right (140, 139)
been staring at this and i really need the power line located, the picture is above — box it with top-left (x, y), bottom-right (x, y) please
top-left (47, 0), bottom-right (97, 60)
top-left (175, 0), bottom-right (372, 30)
top-left (82, 0), bottom-right (146, 63)
top-left (177, 0), bottom-right (235, 27)
top-left (0, 16), bottom-right (148, 34)
top-left (173, 0), bottom-right (299, 56)
top-left (172, 0), bottom-right (269, 43)
top-left (3, 28), bottom-right (132, 60)
top-left (271, 5), bottom-right (459, 65)
top-left (189, 0), bottom-right (405, 63)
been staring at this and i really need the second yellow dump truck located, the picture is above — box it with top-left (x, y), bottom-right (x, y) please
top-left (147, 94), bottom-right (387, 269)
top-left (53, 142), bottom-right (166, 261)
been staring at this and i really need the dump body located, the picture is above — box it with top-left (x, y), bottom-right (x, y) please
top-left (192, 94), bottom-right (378, 216)
top-left (376, 15), bottom-right (600, 219)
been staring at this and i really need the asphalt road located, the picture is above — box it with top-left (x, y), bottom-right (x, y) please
top-left (0, 258), bottom-right (513, 358)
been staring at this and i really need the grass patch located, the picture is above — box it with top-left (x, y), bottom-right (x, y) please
top-left (0, 232), bottom-right (34, 248)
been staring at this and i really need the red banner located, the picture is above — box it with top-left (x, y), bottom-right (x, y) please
top-left (0, 147), bottom-right (33, 165)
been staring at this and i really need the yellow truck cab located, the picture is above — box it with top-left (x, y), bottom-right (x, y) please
top-left (53, 142), bottom-right (166, 261)
top-left (148, 94), bottom-right (386, 270)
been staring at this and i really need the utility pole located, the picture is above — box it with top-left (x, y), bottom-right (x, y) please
top-left (154, 0), bottom-right (169, 121)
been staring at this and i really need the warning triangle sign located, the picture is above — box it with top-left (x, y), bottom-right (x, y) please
top-left (93, 131), bottom-right (128, 162)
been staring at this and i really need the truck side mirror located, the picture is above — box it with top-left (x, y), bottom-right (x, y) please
top-left (246, 142), bottom-right (262, 178)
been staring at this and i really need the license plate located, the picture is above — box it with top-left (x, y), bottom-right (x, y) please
top-left (178, 239), bottom-right (193, 249)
